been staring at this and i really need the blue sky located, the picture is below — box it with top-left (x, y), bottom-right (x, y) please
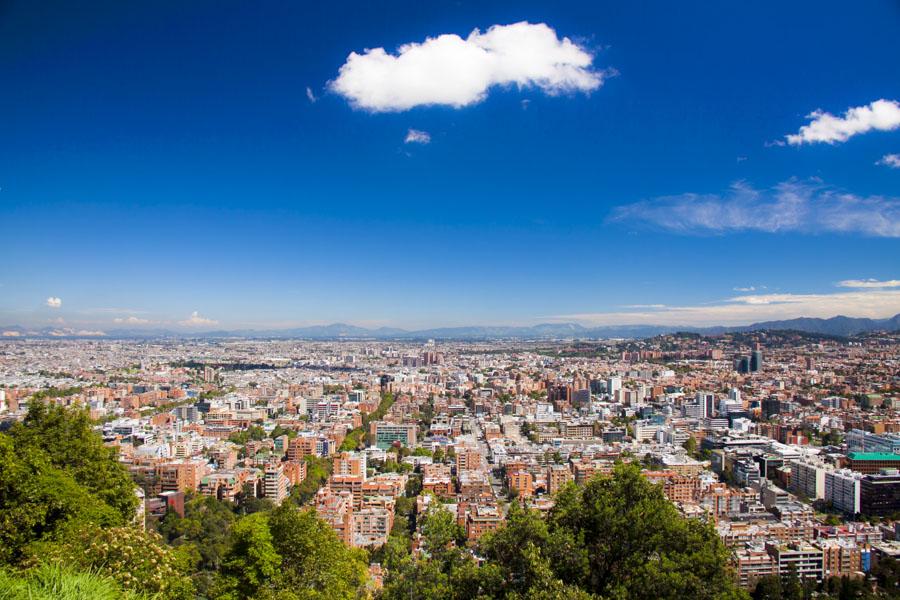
top-left (1, 0), bottom-right (899, 331)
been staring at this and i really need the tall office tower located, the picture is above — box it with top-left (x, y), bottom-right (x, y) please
top-left (735, 356), bottom-right (751, 374)
top-left (729, 388), bottom-right (741, 403)
top-left (696, 391), bottom-right (716, 418)
top-left (607, 376), bottom-right (622, 398)
top-left (750, 350), bottom-right (763, 372)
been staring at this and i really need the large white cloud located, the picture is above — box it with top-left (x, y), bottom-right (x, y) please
top-left (609, 179), bottom-right (900, 237)
top-left (45, 297), bottom-right (62, 308)
top-left (785, 99), bottom-right (900, 145)
top-left (329, 22), bottom-right (607, 112)
top-left (179, 311), bottom-right (218, 327)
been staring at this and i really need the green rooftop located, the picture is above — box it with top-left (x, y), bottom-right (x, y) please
top-left (847, 452), bottom-right (900, 461)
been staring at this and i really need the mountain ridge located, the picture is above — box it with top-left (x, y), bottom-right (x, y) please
top-left (2, 313), bottom-right (899, 340)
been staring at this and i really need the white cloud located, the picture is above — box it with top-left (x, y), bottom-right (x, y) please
top-left (733, 286), bottom-right (756, 292)
top-left (622, 304), bottom-right (666, 309)
top-left (179, 311), bottom-right (218, 327)
top-left (785, 99), bottom-right (900, 145)
top-left (329, 22), bottom-right (607, 112)
top-left (404, 128), bottom-right (430, 144)
top-left (113, 316), bottom-right (152, 325)
top-left (877, 153), bottom-right (900, 169)
top-left (838, 278), bottom-right (900, 289)
top-left (45, 297), bottom-right (62, 308)
top-left (609, 179), bottom-right (900, 237)
top-left (306, 86), bottom-right (317, 103)
top-left (549, 289), bottom-right (900, 327)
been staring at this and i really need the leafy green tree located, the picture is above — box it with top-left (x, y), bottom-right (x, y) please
top-left (381, 555), bottom-right (453, 600)
top-left (268, 503), bottom-right (368, 599)
top-left (8, 403), bottom-right (137, 522)
top-left (215, 512), bottom-right (281, 599)
top-left (683, 435), bottom-right (698, 458)
top-left (0, 416), bottom-right (126, 565)
top-left (477, 502), bottom-right (589, 598)
top-left (752, 574), bottom-right (783, 600)
top-left (158, 493), bottom-right (236, 595)
top-left (270, 425), bottom-right (297, 440)
top-left (419, 505), bottom-right (465, 565)
top-left (549, 462), bottom-right (746, 600)
top-left (871, 556), bottom-right (900, 595)
top-left (292, 455), bottom-right (332, 505)
top-left (234, 482), bottom-right (274, 515)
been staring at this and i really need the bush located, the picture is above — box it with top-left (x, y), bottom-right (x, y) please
top-left (32, 525), bottom-right (194, 599)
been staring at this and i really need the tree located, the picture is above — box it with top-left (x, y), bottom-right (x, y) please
top-left (419, 505), bottom-right (465, 564)
top-left (215, 512), bottom-right (281, 599)
top-left (234, 483), bottom-right (274, 515)
top-left (683, 435), bottom-right (698, 458)
top-left (0, 434), bottom-right (121, 565)
top-left (292, 455), bottom-right (332, 505)
top-left (268, 503), bottom-right (368, 600)
top-left (752, 574), bottom-right (783, 600)
top-left (8, 402), bottom-right (138, 522)
top-left (549, 462), bottom-right (746, 600)
top-left (158, 493), bottom-right (236, 595)
top-left (477, 502), bottom-right (589, 598)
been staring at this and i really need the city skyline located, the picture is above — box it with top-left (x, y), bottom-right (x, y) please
top-left (2, 1), bottom-right (899, 331)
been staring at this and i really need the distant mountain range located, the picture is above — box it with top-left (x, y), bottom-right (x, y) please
top-left (2, 313), bottom-right (899, 341)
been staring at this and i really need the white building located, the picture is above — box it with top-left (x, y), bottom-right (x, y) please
top-left (825, 468), bottom-right (863, 516)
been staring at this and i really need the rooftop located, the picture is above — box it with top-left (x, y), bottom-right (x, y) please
top-left (847, 452), bottom-right (900, 461)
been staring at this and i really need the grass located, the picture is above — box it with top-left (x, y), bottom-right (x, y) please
top-left (0, 564), bottom-right (155, 600)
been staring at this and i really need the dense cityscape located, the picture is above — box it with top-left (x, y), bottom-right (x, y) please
top-left (1, 328), bottom-right (900, 598)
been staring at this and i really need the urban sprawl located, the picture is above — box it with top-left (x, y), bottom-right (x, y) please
top-left (2, 329), bottom-right (900, 590)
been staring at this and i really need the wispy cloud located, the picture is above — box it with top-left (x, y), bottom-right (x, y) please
top-left (45, 297), bottom-right (62, 308)
top-left (838, 278), bottom-right (900, 289)
top-left (877, 153), bottom-right (900, 169)
top-left (621, 304), bottom-right (666, 309)
top-left (785, 99), bottom-right (900, 145)
top-left (549, 289), bottom-right (900, 327)
top-left (609, 179), bottom-right (900, 237)
top-left (305, 86), bottom-right (317, 103)
top-left (113, 316), bottom-right (153, 325)
top-left (404, 129), bottom-right (431, 144)
top-left (179, 311), bottom-right (218, 327)
top-left (733, 286), bottom-right (756, 292)
top-left (329, 21), bottom-right (609, 112)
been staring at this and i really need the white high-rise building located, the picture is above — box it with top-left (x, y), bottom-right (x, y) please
top-left (696, 391), bottom-right (716, 418)
top-left (790, 457), bottom-right (829, 500)
top-left (825, 468), bottom-right (863, 515)
top-left (606, 377), bottom-right (622, 399)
